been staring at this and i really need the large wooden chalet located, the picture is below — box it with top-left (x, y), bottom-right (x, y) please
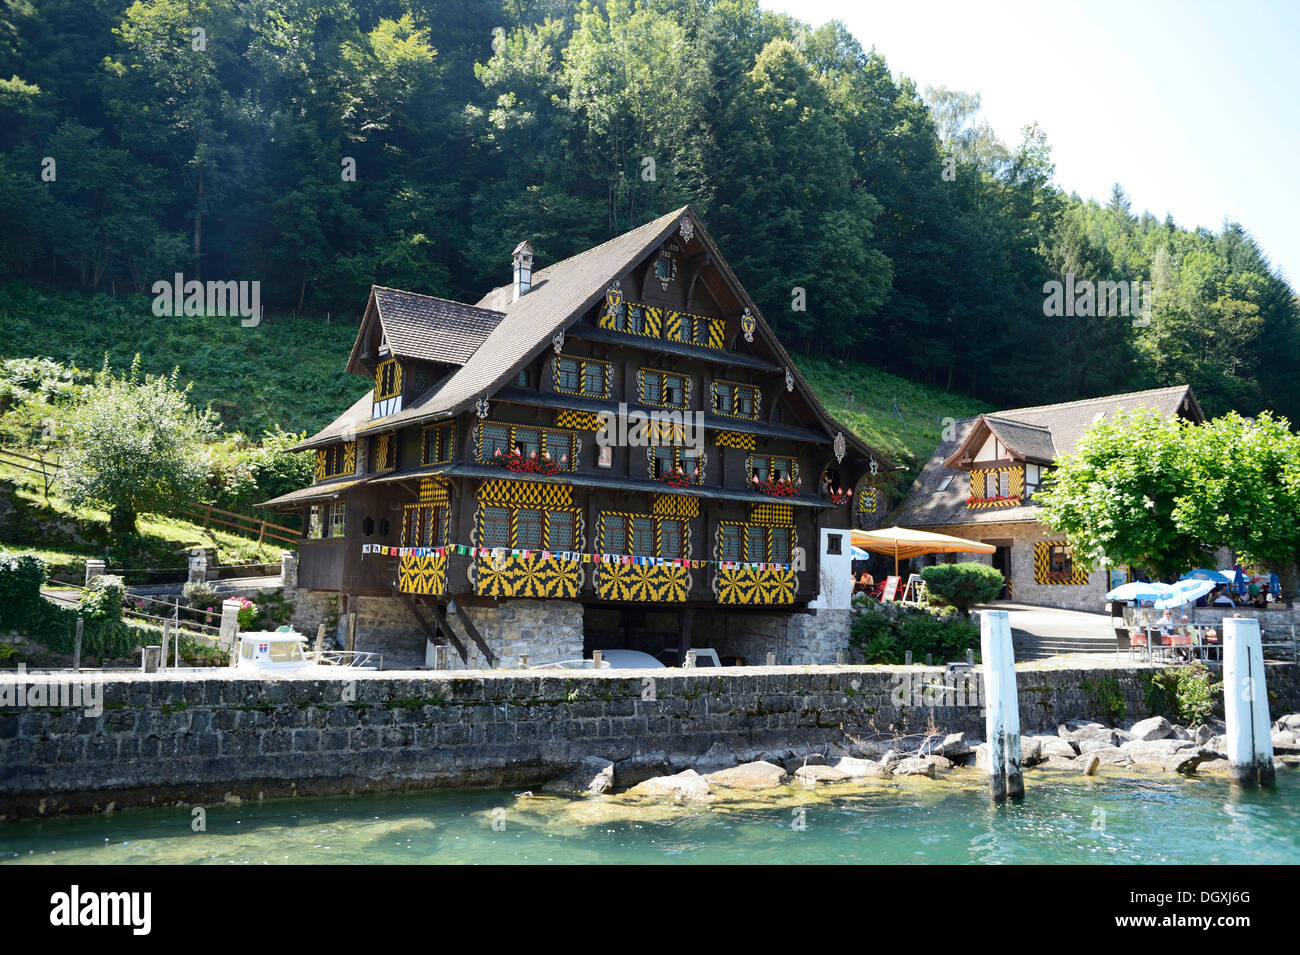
top-left (262, 207), bottom-right (890, 666)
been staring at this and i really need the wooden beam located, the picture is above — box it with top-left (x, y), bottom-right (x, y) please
top-left (400, 592), bottom-right (467, 664)
top-left (449, 600), bottom-right (498, 668)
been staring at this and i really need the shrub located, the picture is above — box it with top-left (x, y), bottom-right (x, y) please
top-left (77, 574), bottom-right (125, 624)
top-left (232, 596), bottom-right (258, 629)
top-left (182, 580), bottom-right (218, 608)
top-left (920, 562), bottom-right (1006, 616)
top-left (848, 601), bottom-right (979, 665)
top-left (0, 551), bottom-right (145, 662)
top-left (1145, 663), bottom-right (1222, 726)
top-left (59, 356), bottom-right (216, 538)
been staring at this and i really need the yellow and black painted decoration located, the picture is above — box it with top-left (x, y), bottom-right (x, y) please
top-left (419, 477), bottom-right (450, 506)
top-left (711, 379), bottom-right (761, 420)
top-left (663, 309), bottom-right (726, 349)
top-left (478, 479), bottom-right (572, 509)
top-left (398, 551), bottom-right (447, 596)
top-left (635, 367), bottom-right (691, 410)
top-left (715, 430), bottom-right (755, 451)
top-left (314, 441), bottom-right (356, 482)
top-left (555, 409), bottom-right (604, 431)
top-left (967, 466), bottom-right (1024, 508)
top-left (475, 422), bottom-right (579, 471)
top-left (750, 503), bottom-right (794, 526)
top-left (651, 494), bottom-right (700, 519)
top-left (645, 445), bottom-right (706, 482)
top-left (421, 422), bottom-right (455, 466)
top-left (374, 358), bottom-right (402, 400)
top-left (1033, 540), bottom-right (1090, 585)
top-left (595, 561), bottom-right (690, 602)
top-left (472, 551), bottom-right (582, 599)
top-left (373, 433), bottom-right (396, 473)
top-left (714, 565), bottom-right (796, 604)
top-left (553, 354), bottom-right (611, 399)
top-left (857, 488), bottom-right (878, 514)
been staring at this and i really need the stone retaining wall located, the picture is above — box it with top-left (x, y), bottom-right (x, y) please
top-left (3, 662), bottom-right (1297, 818)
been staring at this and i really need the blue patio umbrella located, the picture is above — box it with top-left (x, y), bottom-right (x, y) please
top-left (1154, 578), bottom-right (1216, 610)
top-left (1105, 581), bottom-right (1175, 603)
top-left (1219, 567), bottom-right (1246, 593)
top-left (1180, 568), bottom-right (1230, 584)
top-left (850, 546), bottom-right (871, 560)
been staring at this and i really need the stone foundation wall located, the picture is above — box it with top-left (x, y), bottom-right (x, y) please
top-left (8, 662), bottom-right (1294, 818)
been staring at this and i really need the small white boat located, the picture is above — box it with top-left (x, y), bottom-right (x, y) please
top-left (233, 632), bottom-right (381, 672)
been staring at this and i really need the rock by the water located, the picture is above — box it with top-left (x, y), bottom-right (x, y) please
top-left (704, 760), bottom-right (789, 790)
top-left (1275, 714), bottom-right (1300, 732)
top-left (1038, 736), bottom-right (1078, 759)
top-left (541, 757), bottom-right (614, 796)
top-left (1038, 754), bottom-right (1078, 770)
top-left (1170, 724), bottom-right (1192, 741)
top-left (834, 756), bottom-right (893, 779)
top-left (1070, 726), bottom-right (1120, 748)
top-left (881, 749), bottom-right (900, 768)
top-left (627, 769), bottom-right (713, 802)
top-left (613, 752), bottom-right (673, 787)
top-left (1082, 754), bottom-right (1101, 776)
top-left (783, 753), bottom-right (827, 775)
top-left (1088, 745), bottom-right (1131, 766)
top-left (794, 763), bottom-right (851, 784)
top-left (1194, 724), bottom-right (1215, 745)
top-left (1019, 737), bottom-right (1044, 766)
top-left (927, 754), bottom-right (954, 771)
top-left (894, 757), bottom-right (937, 778)
top-left (1128, 716), bottom-right (1173, 742)
top-left (1163, 747), bottom-right (1217, 775)
top-left (1272, 731), bottom-right (1300, 753)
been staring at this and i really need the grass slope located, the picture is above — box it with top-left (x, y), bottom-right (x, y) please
top-left (0, 283), bottom-right (987, 468)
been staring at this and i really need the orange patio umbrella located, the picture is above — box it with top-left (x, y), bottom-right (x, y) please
top-left (851, 526), bottom-right (996, 576)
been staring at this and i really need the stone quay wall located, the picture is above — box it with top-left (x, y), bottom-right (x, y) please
top-left (3, 663), bottom-right (1297, 818)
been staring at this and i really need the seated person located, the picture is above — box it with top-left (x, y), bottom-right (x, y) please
top-left (1211, 587), bottom-right (1236, 606)
top-left (1154, 609), bottom-right (1175, 632)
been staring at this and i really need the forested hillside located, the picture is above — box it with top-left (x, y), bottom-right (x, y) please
top-left (1, 0), bottom-right (1296, 419)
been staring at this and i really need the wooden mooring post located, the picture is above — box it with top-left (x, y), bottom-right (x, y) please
top-left (980, 610), bottom-right (1024, 803)
top-left (72, 615), bottom-right (83, 671)
top-left (1223, 616), bottom-right (1275, 787)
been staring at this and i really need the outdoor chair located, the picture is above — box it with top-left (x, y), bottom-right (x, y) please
top-left (1113, 624), bottom-right (1132, 661)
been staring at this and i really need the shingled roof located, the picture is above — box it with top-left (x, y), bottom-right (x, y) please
top-left (296, 205), bottom-right (884, 465)
top-left (895, 385), bottom-right (1203, 528)
top-left (343, 287), bottom-right (505, 375)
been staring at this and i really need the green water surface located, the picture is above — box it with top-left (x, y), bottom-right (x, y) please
top-left (2, 769), bottom-right (1297, 865)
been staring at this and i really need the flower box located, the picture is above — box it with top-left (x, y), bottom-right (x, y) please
top-left (491, 447), bottom-right (565, 475)
top-left (660, 466), bottom-right (700, 488)
top-left (826, 488), bottom-right (853, 505)
top-left (754, 475), bottom-right (801, 498)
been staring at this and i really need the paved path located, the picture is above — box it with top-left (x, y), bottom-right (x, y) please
top-left (975, 601), bottom-right (1117, 661)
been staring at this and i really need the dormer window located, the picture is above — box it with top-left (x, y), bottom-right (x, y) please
top-left (372, 358), bottom-right (402, 419)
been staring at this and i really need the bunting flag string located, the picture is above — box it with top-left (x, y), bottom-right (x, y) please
top-left (358, 541), bottom-right (794, 572)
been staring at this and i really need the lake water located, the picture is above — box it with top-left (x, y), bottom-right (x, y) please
top-left (2, 768), bottom-right (1297, 865)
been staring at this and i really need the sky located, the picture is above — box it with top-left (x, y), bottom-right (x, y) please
top-left (760, 0), bottom-right (1300, 284)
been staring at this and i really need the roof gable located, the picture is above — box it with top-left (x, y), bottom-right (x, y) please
top-left (344, 287), bottom-right (506, 375)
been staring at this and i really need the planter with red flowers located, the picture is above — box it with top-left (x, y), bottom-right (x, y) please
top-left (825, 487), bottom-right (853, 505)
top-left (491, 447), bottom-right (566, 476)
top-left (753, 474), bottom-right (801, 498)
top-left (965, 494), bottom-right (1019, 505)
top-left (659, 465), bottom-right (701, 488)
